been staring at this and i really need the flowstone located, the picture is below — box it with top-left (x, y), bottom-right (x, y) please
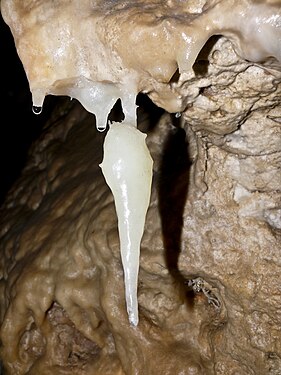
top-left (1, 1), bottom-right (281, 374)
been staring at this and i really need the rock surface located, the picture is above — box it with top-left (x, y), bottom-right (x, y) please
top-left (1, 1), bottom-right (281, 374)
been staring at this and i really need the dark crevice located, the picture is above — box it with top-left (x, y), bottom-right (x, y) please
top-left (108, 98), bottom-right (124, 123)
top-left (193, 35), bottom-right (222, 76)
top-left (107, 93), bottom-right (165, 132)
top-left (169, 68), bottom-right (180, 84)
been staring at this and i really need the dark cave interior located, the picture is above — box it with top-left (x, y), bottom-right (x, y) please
top-left (0, 13), bottom-right (57, 206)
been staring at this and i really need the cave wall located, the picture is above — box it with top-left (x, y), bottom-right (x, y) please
top-left (0, 1), bottom-right (281, 374)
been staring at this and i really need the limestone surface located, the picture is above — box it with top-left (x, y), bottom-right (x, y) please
top-left (1, 1), bottom-right (281, 374)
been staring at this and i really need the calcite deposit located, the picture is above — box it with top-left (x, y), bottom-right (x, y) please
top-left (1, 0), bottom-right (281, 374)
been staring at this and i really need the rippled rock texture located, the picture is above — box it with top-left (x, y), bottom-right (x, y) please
top-left (1, 1), bottom-right (281, 374)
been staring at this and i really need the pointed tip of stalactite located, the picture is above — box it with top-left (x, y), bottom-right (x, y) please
top-left (129, 314), bottom-right (139, 327)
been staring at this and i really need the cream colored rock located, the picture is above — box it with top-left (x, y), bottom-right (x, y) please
top-left (1, 0), bottom-right (281, 375)
top-left (1, 0), bottom-right (281, 116)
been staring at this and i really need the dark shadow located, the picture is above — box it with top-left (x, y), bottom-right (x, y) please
top-left (169, 68), bottom-right (180, 84)
top-left (136, 93), bottom-right (165, 132)
top-left (0, 14), bottom-right (58, 206)
top-left (107, 93), bottom-right (165, 133)
top-left (193, 35), bottom-right (221, 76)
top-left (108, 98), bottom-right (124, 123)
top-left (158, 117), bottom-right (195, 307)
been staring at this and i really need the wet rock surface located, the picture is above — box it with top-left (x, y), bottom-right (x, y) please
top-left (0, 10), bottom-right (281, 375)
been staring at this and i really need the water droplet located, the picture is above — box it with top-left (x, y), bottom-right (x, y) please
top-left (97, 126), bottom-right (106, 132)
top-left (175, 112), bottom-right (181, 118)
top-left (32, 106), bottom-right (42, 115)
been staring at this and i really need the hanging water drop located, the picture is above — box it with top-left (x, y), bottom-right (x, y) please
top-left (95, 116), bottom-right (108, 132)
top-left (32, 106), bottom-right (43, 115)
top-left (97, 125), bottom-right (106, 132)
top-left (175, 112), bottom-right (181, 118)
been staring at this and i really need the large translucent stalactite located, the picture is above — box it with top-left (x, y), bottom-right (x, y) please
top-left (100, 121), bottom-right (153, 326)
top-left (0, 1), bottom-right (281, 374)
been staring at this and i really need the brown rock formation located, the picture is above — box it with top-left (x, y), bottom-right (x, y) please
top-left (1, 1), bottom-right (281, 374)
